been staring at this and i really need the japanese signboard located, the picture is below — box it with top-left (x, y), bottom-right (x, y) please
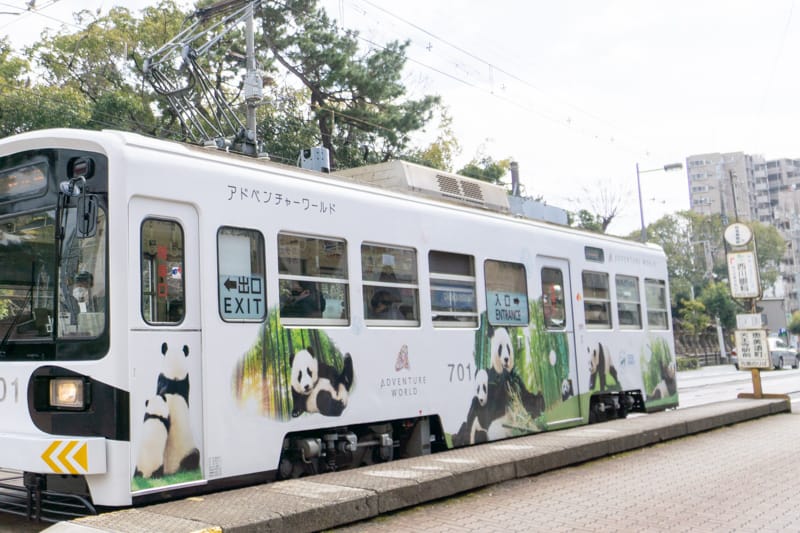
top-left (723, 222), bottom-right (753, 247)
top-left (727, 251), bottom-right (760, 299)
top-left (736, 313), bottom-right (762, 330)
top-left (486, 291), bottom-right (528, 326)
top-left (734, 329), bottom-right (770, 369)
top-left (219, 275), bottom-right (265, 320)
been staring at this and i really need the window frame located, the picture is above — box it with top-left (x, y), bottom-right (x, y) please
top-left (141, 217), bottom-right (185, 325)
top-left (484, 259), bottom-right (529, 327)
top-left (582, 270), bottom-right (611, 329)
top-left (362, 242), bottom-right (420, 327)
top-left (216, 226), bottom-right (267, 323)
top-left (615, 274), bottom-right (642, 330)
top-left (277, 231), bottom-right (349, 327)
top-left (429, 250), bottom-right (478, 328)
top-left (541, 267), bottom-right (566, 330)
top-left (645, 278), bottom-right (670, 330)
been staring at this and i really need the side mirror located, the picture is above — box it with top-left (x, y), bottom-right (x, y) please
top-left (76, 194), bottom-right (98, 238)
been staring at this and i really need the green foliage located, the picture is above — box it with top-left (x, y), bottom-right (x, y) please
top-left (750, 221), bottom-right (785, 288)
top-left (788, 310), bottom-right (800, 336)
top-left (678, 299), bottom-right (710, 335)
top-left (641, 337), bottom-right (673, 396)
top-left (635, 212), bottom-right (787, 314)
top-left (402, 107), bottom-right (461, 171)
top-left (457, 156), bottom-right (510, 185)
top-left (571, 209), bottom-right (604, 233)
top-left (698, 281), bottom-right (740, 330)
top-left (232, 308), bottom-right (347, 419)
top-left (261, 0), bottom-right (440, 169)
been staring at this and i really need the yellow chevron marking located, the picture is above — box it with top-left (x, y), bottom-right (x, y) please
top-left (42, 441), bottom-right (63, 473)
top-left (73, 442), bottom-right (88, 471)
top-left (58, 440), bottom-right (78, 474)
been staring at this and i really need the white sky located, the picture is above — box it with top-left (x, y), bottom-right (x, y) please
top-left (2, 0), bottom-right (799, 235)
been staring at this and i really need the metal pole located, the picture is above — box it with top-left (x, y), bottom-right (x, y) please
top-left (636, 163), bottom-right (646, 243)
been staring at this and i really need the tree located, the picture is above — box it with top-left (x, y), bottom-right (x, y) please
top-left (750, 221), bottom-right (785, 289)
top-left (260, 0), bottom-right (440, 169)
top-left (457, 156), bottom-right (510, 185)
top-left (678, 299), bottom-right (711, 336)
top-left (402, 107), bottom-right (461, 171)
top-left (569, 209), bottom-right (604, 233)
top-left (698, 281), bottom-right (740, 330)
top-left (788, 310), bottom-right (800, 336)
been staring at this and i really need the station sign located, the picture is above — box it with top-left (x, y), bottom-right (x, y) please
top-left (736, 313), bottom-right (762, 330)
top-left (723, 222), bottom-right (753, 247)
top-left (734, 329), bottom-right (770, 369)
top-left (727, 251), bottom-right (760, 299)
top-left (219, 274), bottom-right (265, 320)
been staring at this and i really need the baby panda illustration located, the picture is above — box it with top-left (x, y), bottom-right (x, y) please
top-left (133, 394), bottom-right (170, 479)
top-left (648, 359), bottom-right (677, 401)
top-left (157, 342), bottom-right (200, 475)
top-left (588, 342), bottom-right (619, 392)
top-left (487, 325), bottom-right (546, 420)
top-left (290, 347), bottom-right (354, 417)
top-left (561, 378), bottom-right (574, 401)
top-left (454, 369), bottom-right (492, 446)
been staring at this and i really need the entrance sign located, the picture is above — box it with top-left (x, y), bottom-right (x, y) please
top-left (727, 252), bottom-right (760, 299)
top-left (734, 329), bottom-right (770, 369)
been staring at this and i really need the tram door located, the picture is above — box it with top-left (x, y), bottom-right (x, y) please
top-left (128, 198), bottom-right (205, 493)
top-left (536, 256), bottom-right (581, 426)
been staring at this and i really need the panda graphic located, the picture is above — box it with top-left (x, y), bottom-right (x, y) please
top-left (157, 342), bottom-right (200, 475)
top-left (588, 342), bottom-right (620, 392)
top-left (647, 359), bottom-right (677, 401)
top-left (455, 325), bottom-right (545, 445)
top-left (133, 394), bottom-right (170, 479)
top-left (290, 347), bottom-right (354, 417)
top-left (487, 325), bottom-right (545, 419)
top-left (453, 369), bottom-right (491, 446)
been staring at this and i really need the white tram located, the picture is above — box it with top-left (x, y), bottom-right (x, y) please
top-left (0, 129), bottom-right (677, 518)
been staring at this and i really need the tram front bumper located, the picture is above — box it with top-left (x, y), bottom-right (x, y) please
top-left (0, 433), bottom-right (106, 475)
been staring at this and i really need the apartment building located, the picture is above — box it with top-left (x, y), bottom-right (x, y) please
top-left (687, 152), bottom-right (800, 314)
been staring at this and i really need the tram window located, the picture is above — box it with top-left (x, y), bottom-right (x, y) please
top-left (278, 232), bottom-right (348, 326)
top-left (141, 219), bottom-right (185, 324)
top-left (541, 267), bottom-right (566, 330)
top-left (362, 244), bottom-right (419, 326)
top-left (615, 274), bottom-right (642, 329)
top-left (485, 260), bottom-right (528, 326)
top-left (645, 278), bottom-right (669, 329)
top-left (217, 227), bottom-right (266, 322)
top-left (429, 250), bottom-right (477, 327)
top-left (582, 271), bottom-right (611, 329)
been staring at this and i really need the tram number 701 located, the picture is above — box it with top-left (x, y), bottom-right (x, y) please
top-left (0, 377), bottom-right (19, 403)
top-left (448, 363), bottom-right (473, 382)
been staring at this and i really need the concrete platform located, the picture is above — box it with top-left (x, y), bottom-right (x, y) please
top-left (44, 398), bottom-right (790, 533)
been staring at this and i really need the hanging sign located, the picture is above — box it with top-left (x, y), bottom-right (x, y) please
top-left (727, 251), bottom-right (760, 299)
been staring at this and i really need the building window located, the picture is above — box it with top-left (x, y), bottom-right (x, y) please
top-left (429, 250), bottom-right (477, 327)
top-left (362, 243), bottom-right (419, 325)
top-left (278, 232), bottom-right (348, 325)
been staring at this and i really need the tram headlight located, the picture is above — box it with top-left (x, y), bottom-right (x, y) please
top-left (49, 378), bottom-right (86, 410)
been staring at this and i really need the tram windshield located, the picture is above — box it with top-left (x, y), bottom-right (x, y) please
top-left (0, 206), bottom-right (107, 346)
